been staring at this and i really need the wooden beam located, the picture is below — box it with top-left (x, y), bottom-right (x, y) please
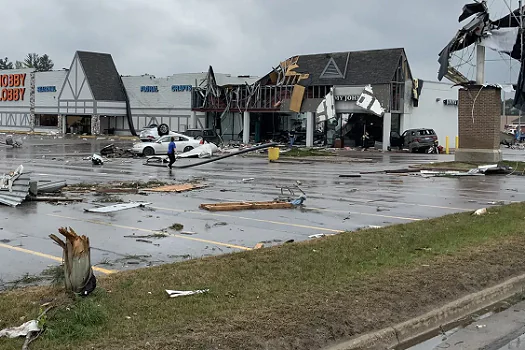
top-left (200, 201), bottom-right (294, 212)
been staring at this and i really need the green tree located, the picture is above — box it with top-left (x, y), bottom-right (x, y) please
top-left (14, 61), bottom-right (23, 69)
top-left (0, 57), bottom-right (13, 70)
top-left (503, 98), bottom-right (520, 116)
top-left (23, 53), bottom-right (54, 72)
top-left (37, 54), bottom-right (54, 71)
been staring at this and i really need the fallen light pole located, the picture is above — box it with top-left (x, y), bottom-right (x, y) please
top-left (49, 227), bottom-right (96, 296)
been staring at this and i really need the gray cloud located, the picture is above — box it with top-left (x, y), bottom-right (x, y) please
top-left (2, 0), bottom-right (522, 85)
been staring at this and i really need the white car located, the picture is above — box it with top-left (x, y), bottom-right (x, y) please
top-left (132, 133), bottom-right (202, 156)
top-left (139, 123), bottom-right (171, 142)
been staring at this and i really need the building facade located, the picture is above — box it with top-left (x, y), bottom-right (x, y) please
top-left (0, 51), bottom-right (257, 137)
top-left (0, 49), bottom-right (459, 149)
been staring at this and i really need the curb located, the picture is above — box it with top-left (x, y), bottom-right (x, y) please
top-left (325, 273), bottom-right (525, 350)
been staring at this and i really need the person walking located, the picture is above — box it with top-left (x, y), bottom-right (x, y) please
top-left (167, 137), bottom-right (176, 169)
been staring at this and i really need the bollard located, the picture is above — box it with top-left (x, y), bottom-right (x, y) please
top-left (445, 136), bottom-right (450, 154)
top-left (455, 136), bottom-right (459, 150)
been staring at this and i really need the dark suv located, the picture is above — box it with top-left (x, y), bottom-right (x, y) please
top-left (183, 129), bottom-right (220, 145)
top-left (390, 128), bottom-right (438, 153)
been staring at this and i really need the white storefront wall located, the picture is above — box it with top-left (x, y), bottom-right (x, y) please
top-left (0, 69), bottom-right (33, 131)
top-left (402, 80), bottom-right (459, 147)
top-left (123, 73), bottom-right (208, 133)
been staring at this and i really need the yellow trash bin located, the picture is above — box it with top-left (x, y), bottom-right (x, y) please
top-left (268, 147), bottom-right (280, 161)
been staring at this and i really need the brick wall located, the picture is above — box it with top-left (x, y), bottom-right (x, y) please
top-left (458, 85), bottom-right (501, 149)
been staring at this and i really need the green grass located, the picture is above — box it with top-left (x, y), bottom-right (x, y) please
top-left (2, 204), bottom-right (525, 349)
top-left (169, 223), bottom-right (184, 231)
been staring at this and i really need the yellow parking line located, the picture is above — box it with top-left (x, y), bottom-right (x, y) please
top-left (150, 206), bottom-right (346, 233)
top-left (47, 214), bottom-right (252, 251)
top-left (0, 242), bottom-right (116, 274)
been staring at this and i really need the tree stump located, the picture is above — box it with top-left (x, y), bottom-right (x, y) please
top-left (49, 227), bottom-right (96, 296)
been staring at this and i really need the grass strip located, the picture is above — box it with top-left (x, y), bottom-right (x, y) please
top-left (1, 203), bottom-right (525, 349)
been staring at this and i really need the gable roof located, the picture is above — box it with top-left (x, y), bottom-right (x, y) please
top-left (283, 48), bottom-right (409, 86)
top-left (76, 51), bottom-right (126, 101)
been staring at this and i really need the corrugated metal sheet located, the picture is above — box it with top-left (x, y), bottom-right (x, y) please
top-left (0, 174), bottom-right (30, 207)
top-left (38, 180), bottom-right (67, 193)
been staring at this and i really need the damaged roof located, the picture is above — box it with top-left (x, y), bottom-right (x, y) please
top-left (274, 48), bottom-right (409, 86)
top-left (76, 51), bottom-right (127, 101)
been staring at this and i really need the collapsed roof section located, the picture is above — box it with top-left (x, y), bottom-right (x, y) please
top-left (193, 48), bottom-right (411, 114)
top-left (438, 1), bottom-right (525, 84)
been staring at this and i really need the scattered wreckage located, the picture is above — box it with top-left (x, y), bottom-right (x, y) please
top-left (0, 165), bottom-right (74, 207)
top-left (417, 164), bottom-right (513, 178)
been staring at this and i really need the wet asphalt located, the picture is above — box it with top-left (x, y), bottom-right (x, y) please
top-left (0, 137), bottom-right (524, 285)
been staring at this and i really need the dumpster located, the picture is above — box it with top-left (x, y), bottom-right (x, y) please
top-left (268, 147), bottom-right (280, 161)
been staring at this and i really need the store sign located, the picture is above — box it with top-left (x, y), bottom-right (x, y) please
top-left (171, 85), bottom-right (192, 92)
top-left (0, 73), bottom-right (26, 102)
top-left (443, 99), bottom-right (458, 106)
top-left (37, 86), bottom-right (57, 93)
top-left (334, 95), bottom-right (360, 101)
top-left (140, 86), bottom-right (159, 92)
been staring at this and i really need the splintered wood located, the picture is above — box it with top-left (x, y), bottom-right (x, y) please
top-left (200, 201), bottom-right (294, 212)
top-left (144, 184), bottom-right (207, 193)
top-left (49, 227), bottom-right (96, 295)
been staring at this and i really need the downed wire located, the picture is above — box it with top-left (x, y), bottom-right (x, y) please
top-left (145, 143), bottom-right (279, 169)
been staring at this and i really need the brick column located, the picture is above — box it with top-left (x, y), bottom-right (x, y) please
top-left (29, 72), bottom-right (36, 132)
top-left (455, 85), bottom-right (502, 163)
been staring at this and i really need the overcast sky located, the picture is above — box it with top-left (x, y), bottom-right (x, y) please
top-left (3, 0), bottom-right (522, 85)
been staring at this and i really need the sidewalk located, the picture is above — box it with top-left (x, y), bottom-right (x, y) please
top-left (0, 129), bottom-right (139, 141)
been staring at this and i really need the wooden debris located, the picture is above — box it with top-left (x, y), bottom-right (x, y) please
top-left (144, 183), bottom-right (207, 193)
top-left (200, 201), bottom-right (294, 212)
top-left (254, 243), bottom-right (265, 249)
top-left (49, 227), bottom-right (96, 295)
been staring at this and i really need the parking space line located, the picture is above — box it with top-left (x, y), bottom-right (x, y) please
top-left (309, 208), bottom-right (423, 221)
top-left (47, 214), bottom-right (252, 251)
top-left (150, 206), bottom-right (346, 233)
top-left (0, 242), bottom-right (116, 274)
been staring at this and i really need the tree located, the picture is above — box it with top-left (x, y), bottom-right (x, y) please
top-left (0, 57), bottom-right (13, 70)
top-left (23, 53), bottom-right (39, 69)
top-left (23, 53), bottom-right (54, 72)
top-left (37, 54), bottom-right (54, 71)
top-left (503, 98), bottom-right (520, 116)
top-left (14, 61), bottom-right (23, 69)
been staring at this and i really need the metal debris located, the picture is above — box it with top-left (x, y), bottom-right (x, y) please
top-left (84, 202), bottom-right (151, 213)
top-left (0, 165), bottom-right (30, 207)
top-left (165, 289), bottom-right (209, 298)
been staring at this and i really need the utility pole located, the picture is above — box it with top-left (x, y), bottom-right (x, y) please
top-left (476, 0), bottom-right (488, 84)
top-left (519, 0), bottom-right (523, 142)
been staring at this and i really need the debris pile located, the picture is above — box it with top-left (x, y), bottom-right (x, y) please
top-left (0, 165), bottom-right (30, 207)
top-left (418, 164), bottom-right (512, 178)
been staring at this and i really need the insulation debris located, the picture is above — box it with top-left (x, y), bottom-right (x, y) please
top-left (0, 320), bottom-right (40, 339)
top-left (84, 202), bottom-right (151, 213)
top-left (143, 184), bottom-right (207, 193)
top-left (177, 143), bottom-right (219, 159)
top-left (200, 201), bottom-right (295, 212)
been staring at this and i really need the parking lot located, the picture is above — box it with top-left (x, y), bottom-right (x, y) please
top-left (1, 138), bottom-right (524, 285)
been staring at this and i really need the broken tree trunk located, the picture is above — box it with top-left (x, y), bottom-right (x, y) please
top-left (49, 227), bottom-right (96, 296)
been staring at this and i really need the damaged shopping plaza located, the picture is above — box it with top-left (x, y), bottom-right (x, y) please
top-left (5, 2), bottom-right (525, 348)
top-left (0, 48), bottom-right (460, 151)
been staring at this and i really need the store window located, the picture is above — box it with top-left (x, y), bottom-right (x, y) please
top-left (36, 114), bottom-right (58, 127)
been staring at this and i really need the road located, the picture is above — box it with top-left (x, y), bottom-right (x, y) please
top-left (0, 137), bottom-right (524, 287)
top-left (408, 300), bottom-right (525, 349)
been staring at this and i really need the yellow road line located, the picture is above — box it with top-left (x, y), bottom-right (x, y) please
top-left (150, 206), bottom-right (346, 233)
top-left (0, 242), bottom-right (116, 274)
top-left (48, 214), bottom-right (252, 251)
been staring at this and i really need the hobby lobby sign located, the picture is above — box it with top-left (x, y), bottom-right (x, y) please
top-left (0, 73), bottom-right (26, 102)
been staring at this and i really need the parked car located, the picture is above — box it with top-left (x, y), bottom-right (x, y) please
top-left (390, 128), bottom-right (438, 153)
top-left (139, 123), bottom-right (171, 142)
top-left (183, 128), bottom-right (220, 145)
top-left (131, 133), bottom-right (202, 156)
